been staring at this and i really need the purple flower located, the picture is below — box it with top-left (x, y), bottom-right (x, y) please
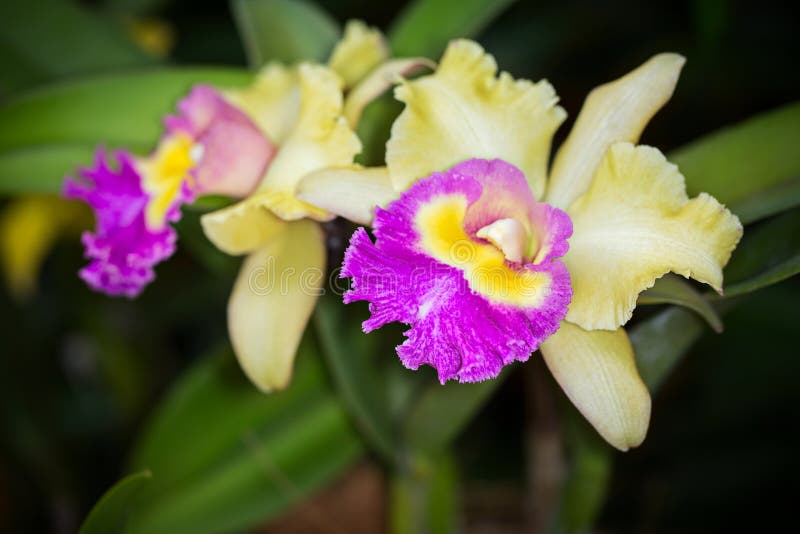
top-left (341, 158), bottom-right (573, 383)
top-left (63, 149), bottom-right (178, 298)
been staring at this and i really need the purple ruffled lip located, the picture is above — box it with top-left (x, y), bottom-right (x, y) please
top-left (341, 158), bottom-right (573, 383)
top-left (63, 148), bottom-right (179, 298)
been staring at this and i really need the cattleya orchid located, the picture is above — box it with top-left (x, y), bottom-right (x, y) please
top-left (298, 40), bottom-right (743, 450)
top-left (64, 21), bottom-right (424, 391)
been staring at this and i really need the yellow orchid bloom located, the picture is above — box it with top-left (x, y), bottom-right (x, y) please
top-left (199, 21), bottom-right (405, 392)
top-left (297, 40), bottom-right (743, 450)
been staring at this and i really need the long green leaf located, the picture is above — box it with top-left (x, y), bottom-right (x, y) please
top-left (389, 0), bottom-right (517, 58)
top-left (721, 207), bottom-right (800, 298)
top-left (404, 370), bottom-right (508, 453)
top-left (314, 295), bottom-right (396, 464)
top-left (670, 101), bottom-right (800, 207)
top-left (0, 145), bottom-right (95, 194)
top-left (637, 274), bottom-right (723, 332)
top-left (231, 0), bottom-right (340, 67)
top-left (0, 0), bottom-right (153, 94)
top-left (728, 176), bottom-right (800, 225)
top-left (79, 470), bottom-right (152, 534)
top-left (128, 342), bottom-right (363, 533)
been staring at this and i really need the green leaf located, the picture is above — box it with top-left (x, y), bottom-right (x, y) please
top-left (314, 295), bottom-right (396, 464)
top-left (390, 452), bottom-right (459, 534)
top-left (231, 0), bottom-right (340, 67)
top-left (721, 207), bottom-right (800, 298)
top-left (403, 370), bottom-right (508, 453)
top-left (128, 342), bottom-right (363, 533)
top-left (0, 0), bottom-right (154, 95)
top-left (637, 274), bottom-right (723, 332)
top-left (0, 68), bottom-right (250, 194)
top-left (629, 306), bottom-right (706, 391)
top-left (727, 176), bottom-right (800, 225)
top-left (670, 101), bottom-right (800, 208)
top-left (79, 470), bottom-right (152, 534)
top-left (389, 0), bottom-right (517, 58)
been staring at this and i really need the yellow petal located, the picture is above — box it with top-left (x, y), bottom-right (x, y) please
top-left (386, 39), bottom-right (566, 197)
top-left (222, 63), bottom-right (300, 144)
top-left (328, 20), bottom-right (389, 89)
top-left (256, 63), bottom-right (362, 221)
top-left (540, 321), bottom-right (650, 451)
top-left (564, 143), bottom-right (743, 330)
top-left (296, 166), bottom-right (399, 225)
top-left (227, 219), bottom-right (326, 392)
top-left (201, 198), bottom-right (288, 256)
top-left (545, 53), bottom-right (685, 209)
top-left (0, 195), bottom-right (87, 300)
top-left (343, 57), bottom-right (435, 128)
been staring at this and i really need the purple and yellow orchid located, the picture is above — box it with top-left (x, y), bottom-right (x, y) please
top-left (298, 40), bottom-right (743, 450)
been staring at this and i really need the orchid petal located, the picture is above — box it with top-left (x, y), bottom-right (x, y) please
top-left (386, 39), bottom-right (565, 197)
top-left (540, 321), bottom-right (650, 451)
top-left (222, 63), bottom-right (300, 145)
top-left (296, 166), bottom-right (399, 225)
top-left (255, 63), bottom-right (362, 221)
top-left (328, 20), bottom-right (389, 89)
top-left (564, 143), bottom-right (742, 330)
top-left (200, 199), bottom-right (287, 256)
top-left (228, 219), bottom-right (325, 392)
top-left (545, 53), bottom-right (685, 209)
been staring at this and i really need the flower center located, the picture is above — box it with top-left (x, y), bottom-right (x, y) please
top-left (476, 218), bottom-right (528, 264)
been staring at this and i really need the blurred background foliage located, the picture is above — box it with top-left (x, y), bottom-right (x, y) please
top-left (0, 0), bottom-right (798, 532)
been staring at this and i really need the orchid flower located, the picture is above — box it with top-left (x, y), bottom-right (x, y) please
top-left (65, 21), bottom-right (423, 391)
top-left (297, 40), bottom-right (743, 450)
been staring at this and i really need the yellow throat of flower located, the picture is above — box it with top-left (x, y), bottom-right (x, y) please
top-left (140, 133), bottom-right (199, 228)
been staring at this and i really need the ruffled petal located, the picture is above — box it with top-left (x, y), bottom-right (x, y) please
top-left (341, 158), bottom-right (572, 383)
top-left (328, 20), bottom-right (389, 88)
top-left (564, 143), bottom-right (742, 330)
top-left (545, 53), bottom-right (685, 209)
top-left (296, 166), bottom-right (399, 225)
top-left (386, 39), bottom-right (566, 198)
top-left (227, 220), bottom-right (325, 392)
top-left (540, 321), bottom-right (650, 451)
top-left (63, 149), bottom-right (178, 297)
top-left (253, 63), bottom-right (362, 221)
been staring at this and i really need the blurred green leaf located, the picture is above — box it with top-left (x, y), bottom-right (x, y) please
top-left (552, 410), bottom-right (612, 534)
top-left (404, 371), bottom-right (508, 453)
top-left (638, 274), bottom-right (723, 332)
top-left (630, 306), bottom-right (706, 391)
top-left (314, 295), bottom-right (396, 464)
top-left (0, 69), bottom-right (250, 194)
top-left (128, 342), bottom-right (363, 533)
top-left (79, 470), bottom-right (152, 534)
top-left (0, 0), bottom-right (154, 95)
top-left (390, 452), bottom-right (459, 534)
top-left (670, 101), bottom-right (800, 208)
top-left (389, 0), bottom-right (516, 58)
top-left (231, 0), bottom-right (340, 67)
top-left (0, 145), bottom-right (94, 194)
top-left (727, 176), bottom-right (800, 225)
top-left (721, 207), bottom-right (800, 298)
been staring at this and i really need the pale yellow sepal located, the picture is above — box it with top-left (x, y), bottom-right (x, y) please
top-left (344, 57), bottom-right (436, 128)
top-left (0, 195), bottom-right (88, 300)
top-left (201, 199), bottom-right (288, 256)
top-left (386, 39), bottom-right (566, 197)
top-left (222, 63), bottom-right (300, 145)
top-left (296, 166), bottom-right (399, 225)
top-left (540, 322), bottom-right (651, 451)
top-left (256, 63), bottom-right (362, 221)
top-left (545, 53), bottom-right (685, 209)
top-left (328, 20), bottom-right (389, 89)
top-left (564, 143), bottom-right (743, 330)
top-left (227, 219), bottom-right (325, 392)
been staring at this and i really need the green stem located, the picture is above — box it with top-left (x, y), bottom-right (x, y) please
top-left (390, 453), bottom-right (459, 534)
